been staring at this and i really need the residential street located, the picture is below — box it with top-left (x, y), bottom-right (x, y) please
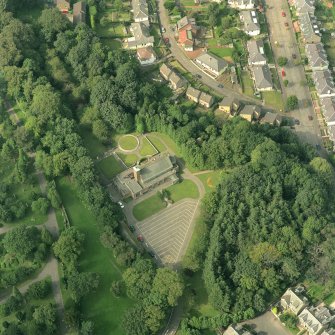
top-left (156, 0), bottom-right (263, 106)
top-left (265, 0), bottom-right (322, 147)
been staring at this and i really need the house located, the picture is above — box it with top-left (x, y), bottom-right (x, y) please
top-left (299, 306), bottom-right (335, 335)
top-left (137, 46), bottom-right (156, 65)
top-left (280, 288), bottom-right (308, 315)
top-left (132, 0), bottom-right (149, 23)
top-left (186, 86), bottom-right (201, 103)
top-left (223, 325), bottom-right (252, 335)
top-left (295, 0), bottom-right (315, 15)
top-left (199, 92), bottom-right (214, 108)
top-left (219, 96), bottom-right (240, 114)
top-left (321, 329), bottom-right (335, 335)
top-left (251, 65), bottom-right (273, 91)
top-left (126, 22), bottom-right (154, 49)
top-left (320, 97), bottom-right (335, 126)
top-left (312, 70), bottom-right (335, 98)
top-left (54, 0), bottom-right (70, 13)
top-left (240, 11), bottom-right (260, 36)
top-left (195, 52), bottom-right (228, 77)
top-left (260, 112), bottom-right (282, 126)
top-left (305, 43), bottom-right (329, 71)
top-left (299, 12), bottom-right (321, 43)
top-left (114, 155), bottom-right (179, 199)
top-left (176, 16), bottom-right (197, 33)
top-left (178, 29), bottom-right (194, 51)
top-left (169, 71), bottom-right (186, 90)
top-left (328, 125), bottom-right (335, 143)
top-left (247, 39), bottom-right (267, 66)
top-left (160, 63), bottom-right (172, 80)
top-left (73, 1), bottom-right (86, 24)
top-left (239, 104), bottom-right (261, 122)
top-left (227, 0), bottom-right (255, 10)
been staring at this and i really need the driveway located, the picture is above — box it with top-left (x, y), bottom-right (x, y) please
top-left (265, 0), bottom-right (322, 147)
top-left (242, 311), bottom-right (292, 335)
top-left (156, 0), bottom-right (263, 105)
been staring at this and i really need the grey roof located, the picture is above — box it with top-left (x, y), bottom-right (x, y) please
top-left (186, 86), bottom-right (201, 100)
top-left (199, 92), bottom-right (213, 105)
top-left (240, 11), bottom-right (260, 33)
top-left (223, 325), bottom-right (252, 335)
top-left (132, 0), bottom-right (149, 21)
top-left (247, 39), bottom-right (267, 64)
top-left (54, 0), bottom-right (70, 8)
top-left (312, 69), bottom-right (335, 97)
top-left (320, 97), bottom-right (335, 124)
top-left (195, 52), bottom-right (228, 73)
top-left (128, 22), bottom-right (154, 47)
top-left (160, 63), bottom-right (172, 78)
top-left (169, 71), bottom-right (185, 87)
top-left (299, 12), bottom-right (321, 43)
top-left (295, 0), bottom-right (315, 15)
top-left (139, 156), bottom-right (174, 184)
top-left (329, 125), bottom-right (335, 141)
top-left (261, 112), bottom-right (282, 124)
top-left (305, 43), bottom-right (328, 69)
top-left (73, 1), bottom-right (86, 24)
top-left (219, 96), bottom-right (239, 107)
top-left (321, 329), bottom-right (335, 335)
top-left (228, 0), bottom-right (255, 8)
top-left (176, 16), bottom-right (196, 30)
top-left (240, 104), bottom-right (260, 116)
top-left (252, 65), bottom-right (273, 90)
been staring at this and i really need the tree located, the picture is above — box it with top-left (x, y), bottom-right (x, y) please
top-left (164, 0), bottom-right (175, 11)
top-left (67, 271), bottom-right (99, 302)
top-left (33, 303), bottom-right (56, 333)
top-left (278, 56), bottom-right (288, 66)
top-left (53, 227), bottom-right (85, 268)
top-left (110, 280), bottom-right (122, 297)
top-left (92, 119), bottom-right (109, 142)
top-left (80, 321), bottom-right (94, 335)
top-left (151, 268), bottom-right (184, 307)
top-left (31, 197), bottom-right (50, 215)
top-left (283, 79), bottom-right (289, 87)
top-left (47, 181), bottom-right (61, 209)
top-left (122, 305), bottom-right (150, 335)
top-left (286, 95), bottom-right (299, 111)
top-left (26, 279), bottom-right (51, 299)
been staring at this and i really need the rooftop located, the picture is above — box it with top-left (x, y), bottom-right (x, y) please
top-left (320, 97), bottom-right (335, 124)
top-left (240, 10), bottom-right (260, 32)
top-left (247, 39), bottom-right (267, 64)
top-left (252, 65), bottom-right (273, 90)
top-left (305, 43), bottom-right (328, 69)
top-left (186, 86), bottom-right (201, 99)
top-left (139, 156), bottom-right (174, 185)
top-left (73, 1), bottom-right (86, 24)
top-left (295, 0), bottom-right (315, 14)
top-left (299, 12), bottom-right (321, 43)
top-left (199, 92), bottom-right (213, 104)
top-left (312, 69), bottom-right (335, 96)
top-left (195, 52), bottom-right (228, 73)
top-left (137, 46), bottom-right (156, 61)
top-left (132, 0), bottom-right (149, 20)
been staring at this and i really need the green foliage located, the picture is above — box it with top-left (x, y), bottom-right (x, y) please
top-left (277, 56), bottom-right (288, 66)
top-left (26, 279), bottom-right (51, 299)
top-left (279, 313), bottom-right (298, 328)
top-left (31, 197), bottom-right (50, 215)
top-left (286, 95), bottom-right (299, 111)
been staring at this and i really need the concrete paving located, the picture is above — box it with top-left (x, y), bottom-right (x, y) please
top-left (265, 0), bottom-right (323, 147)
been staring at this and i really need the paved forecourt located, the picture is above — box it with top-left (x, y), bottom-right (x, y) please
top-left (136, 199), bottom-right (198, 265)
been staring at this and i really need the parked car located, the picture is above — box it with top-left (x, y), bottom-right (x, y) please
top-left (308, 115), bottom-right (313, 120)
top-left (162, 27), bottom-right (166, 33)
top-left (218, 84), bottom-right (224, 88)
top-left (281, 11), bottom-right (286, 17)
top-left (295, 119), bottom-right (300, 125)
top-left (281, 68), bottom-right (286, 77)
top-left (117, 201), bottom-right (125, 209)
top-left (195, 74), bottom-right (202, 79)
top-left (164, 37), bottom-right (169, 43)
top-left (284, 22), bottom-right (289, 27)
top-left (128, 225), bottom-right (135, 232)
top-left (292, 53), bottom-right (297, 59)
top-left (137, 235), bottom-right (144, 242)
top-left (148, 251), bottom-right (156, 258)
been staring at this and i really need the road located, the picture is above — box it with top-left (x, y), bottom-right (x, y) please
top-left (156, 0), bottom-right (263, 106)
top-left (265, 0), bottom-right (322, 147)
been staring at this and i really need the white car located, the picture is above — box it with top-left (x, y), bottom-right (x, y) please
top-left (117, 201), bottom-right (125, 209)
top-left (162, 27), bottom-right (166, 33)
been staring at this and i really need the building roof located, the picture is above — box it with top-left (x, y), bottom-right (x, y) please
top-left (54, 0), bottom-right (70, 9)
top-left (305, 43), bottom-right (328, 69)
top-left (240, 104), bottom-right (260, 116)
top-left (281, 288), bottom-right (308, 313)
top-left (219, 96), bottom-right (239, 107)
top-left (73, 1), bottom-right (86, 24)
top-left (320, 97), bottom-right (335, 124)
top-left (299, 12), bottom-right (321, 43)
top-left (247, 39), bottom-right (267, 64)
top-left (128, 22), bottom-right (154, 47)
top-left (178, 29), bottom-right (193, 45)
top-left (228, 0), bottom-right (255, 8)
top-left (195, 52), bottom-right (228, 73)
top-left (132, 0), bottom-right (149, 21)
top-left (169, 71), bottom-right (185, 87)
top-left (139, 156), bottom-right (174, 185)
top-left (186, 86), bottom-right (201, 100)
top-left (160, 63), bottom-right (172, 78)
top-left (137, 46), bottom-right (156, 61)
top-left (199, 92), bottom-right (213, 105)
top-left (176, 16), bottom-right (196, 30)
top-left (260, 111), bottom-right (282, 124)
top-left (329, 125), bottom-right (335, 141)
top-left (295, 0), bottom-right (315, 14)
top-left (312, 69), bottom-right (335, 96)
top-left (223, 325), bottom-right (252, 335)
top-left (252, 65), bottom-right (273, 90)
top-left (240, 10), bottom-right (260, 32)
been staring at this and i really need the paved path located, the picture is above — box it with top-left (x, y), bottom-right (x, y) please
top-left (265, 0), bottom-right (323, 147)
top-left (156, 0), bottom-right (264, 106)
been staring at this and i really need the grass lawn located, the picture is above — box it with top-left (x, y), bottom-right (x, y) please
top-left (118, 135), bottom-right (139, 151)
top-left (208, 47), bottom-right (233, 59)
top-left (304, 281), bottom-right (335, 306)
top-left (146, 134), bottom-right (167, 153)
top-left (241, 71), bottom-right (255, 97)
top-left (103, 38), bottom-right (122, 50)
top-left (261, 91), bottom-right (284, 111)
top-left (95, 23), bottom-right (128, 38)
top-left (151, 132), bottom-right (182, 156)
top-left (140, 137), bottom-right (158, 156)
top-left (79, 126), bottom-right (110, 158)
top-left (166, 179), bottom-right (199, 202)
top-left (97, 155), bottom-right (125, 180)
top-left (117, 152), bottom-right (139, 167)
top-left (133, 193), bottom-right (167, 221)
top-left (196, 171), bottom-right (223, 193)
top-left (56, 177), bottom-right (134, 335)
top-left (264, 41), bottom-right (274, 63)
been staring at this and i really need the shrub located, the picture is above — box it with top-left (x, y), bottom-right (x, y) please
top-left (31, 197), bottom-right (50, 215)
top-left (26, 279), bottom-right (51, 299)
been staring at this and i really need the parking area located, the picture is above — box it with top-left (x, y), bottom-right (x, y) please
top-left (136, 199), bottom-right (198, 265)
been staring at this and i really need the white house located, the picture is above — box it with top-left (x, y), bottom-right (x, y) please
top-left (228, 0), bottom-right (255, 10)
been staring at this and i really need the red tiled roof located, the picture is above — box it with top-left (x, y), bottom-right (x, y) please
top-left (178, 30), bottom-right (193, 45)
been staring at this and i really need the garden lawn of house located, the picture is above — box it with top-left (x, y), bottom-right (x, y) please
top-left (118, 152), bottom-right (139, 167)
top-left (196, 171), bottom-right (224, 193)
top-left (304, 281), bottom-right (335, 306)
top-left (208, 47), bottom-right (234, 61)
top-left (140, 137), bottom-right (158, 156)
top-left (167, 179), bottom-right (199, 201)
top-left (79, 126), bottom-right (111, 158)
top-left (118, 135), bottom-right (139, 151)
top-left (56, 177), bottom-right (134, 335)
top-left (241, 71), bottom-right (255, 97)
top-left (97, 155), bottom-right (125, 180)
top-left (261, 91), bottom-right (284, 111)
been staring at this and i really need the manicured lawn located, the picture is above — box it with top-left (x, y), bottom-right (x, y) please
top-left (95, 23), bottom-right (128, 38)
top-left (146, 134), bottom-right (167, 153)
top-left (304, 280), bottom-right (335, 306)
top-left (262, 91), bottom-right (284, 111)
top-left (56, 177), bottom-right (134, 335)
top-left (133, 193), bottom-right (167, 221)
top-left (79, 126), bottom-right (110, 158)
top-left (208, 47), bottom-right (234, 59)
top-left (151, 132), bottom-right (182, 156)
top-left (196, 171), bottom-right (223, 193)
top-left (118, 135), bottom-right (139, 151)
top-left (167, 179), bottom-right (199, 202)
top-left (241, 71), bottom-right (255, 97)
top-left (117, 152), bottom-right (139, 167)
top-left (97, 155), bottom-right (125, 180)
top-left (139, 137), bottom-right (157, 156)
top-left (103, 38), bottom-right (122, 50)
